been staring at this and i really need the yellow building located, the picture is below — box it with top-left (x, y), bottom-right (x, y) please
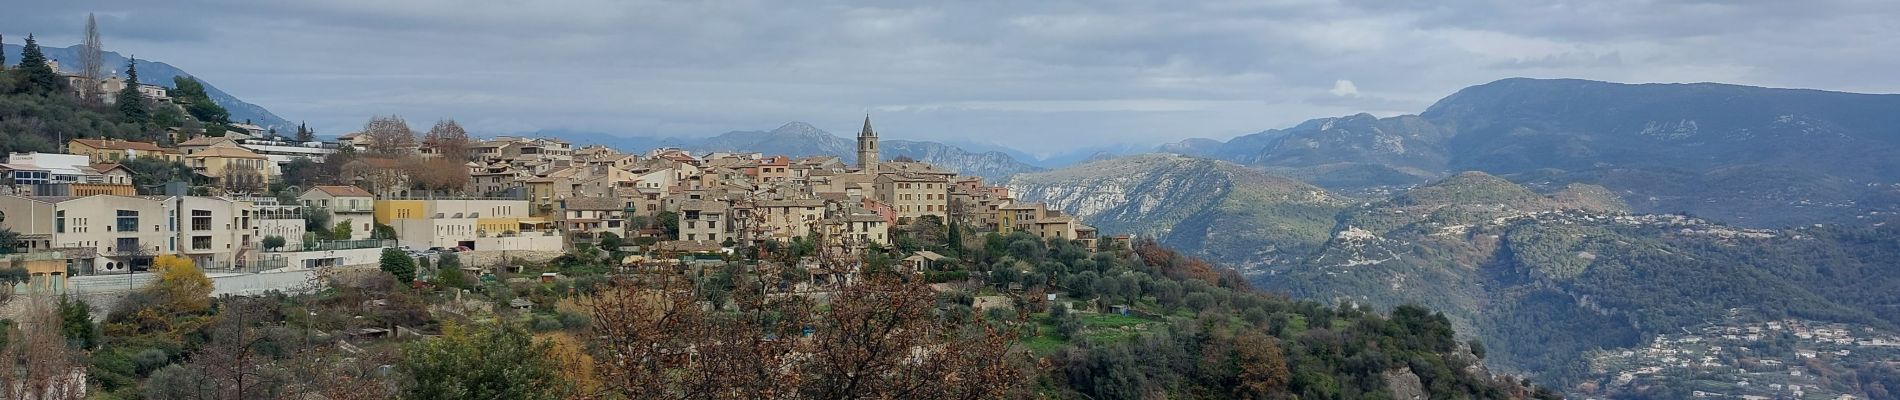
top-left (373, 199), bottom-right (427, 225)
top-left (186, 146), bottom-right (272, 179)
top-left (68, 138), bottom-right (180, 163)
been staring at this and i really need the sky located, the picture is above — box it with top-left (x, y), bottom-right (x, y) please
top-left (6, 0), bottom-right (1900, 157)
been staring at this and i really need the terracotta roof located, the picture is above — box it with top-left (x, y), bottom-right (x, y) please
top-left (89, 163), bottom-right (129, 174)
top-left (185, 146), bottom-right (267, 159)
top-left (178, 136), bottom-right (237, 147)
top-left (71, 138), bottom-right (166, 152)
top-left (311, 185), bottom-right (374, 197)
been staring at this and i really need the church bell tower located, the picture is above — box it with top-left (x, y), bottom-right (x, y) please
top-left (857, 115), bottom-right (879, 171)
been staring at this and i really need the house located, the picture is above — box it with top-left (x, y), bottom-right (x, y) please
top-left (177, 136), bottom-right (241, 155)
top-left (901, 250), bottom-right (949, 271)
top-left (375, 198), bottom-right (558, 251)
top-left (558, 196), bottom-right (626, 237)
top-left (677, 200), bottom-right (729, 242)
top-left (68, 138), bottom-right (178, 163)
top-left (300, 185), bottom-right (377, 240)
top-left (186, 146), bottom-right (273, 190)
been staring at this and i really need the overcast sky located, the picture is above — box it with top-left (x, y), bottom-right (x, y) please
top-left (7, 0), bottom-right (1899, 156)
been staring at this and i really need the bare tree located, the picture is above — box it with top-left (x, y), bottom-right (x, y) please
top-left (222, 166), bottom-right (268, 195)
top-left (78, 13), bottom-right (105, 104)
top-left (362, 115), bottom-right (417, 157)
top-left (422, 119), bottom-right (472, 161)
top-left (0, 295), bottom-right (87, 400)
top-left (585, 268), bottom-right (1029, 400)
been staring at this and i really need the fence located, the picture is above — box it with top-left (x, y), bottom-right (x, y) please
top-left (300, 239), bottom-right (395, 252)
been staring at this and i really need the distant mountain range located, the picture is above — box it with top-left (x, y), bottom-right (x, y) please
top-left (1161, 78), bottom-right (1900, 227)
top-left (3, 44), bottom-right (293, 131)
top-left (527, 122), bottom-right (1045, 181)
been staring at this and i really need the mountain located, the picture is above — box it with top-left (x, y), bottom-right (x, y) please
top-left (1268, 174), bottom-right (1900, 397)
top-left (1008, 154), bottom-right (1347, 268)
top-left (1169, 78), bottom-right (1900, 227)
top-left (1018, 156), bottom-right (1900, 396)
top-left (4, 44), bottom-right (293, 131)
top-left (534, 122), bottom-right (1045, 181)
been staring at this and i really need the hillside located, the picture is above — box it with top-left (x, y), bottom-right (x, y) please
top-left (1008, 153), bottom-right (1347, 269)
top-left (1271, 175), bottom-right (1900, 397)
top-left (1017, 156), bottom-right (1900, 396)
top-left (4, 44), bottom-right (292, 130)
top-left (1167, 78), bottom-right (1900, 227)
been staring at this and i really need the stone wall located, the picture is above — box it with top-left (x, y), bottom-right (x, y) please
top-left (460, 250), bottom-right (563, 267)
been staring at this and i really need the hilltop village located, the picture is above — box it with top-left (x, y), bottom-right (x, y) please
top-left (0, 114), bottom-right (1120, 292)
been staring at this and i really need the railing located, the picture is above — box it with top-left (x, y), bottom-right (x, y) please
top-left (299, 239), bottom-right (395, 252)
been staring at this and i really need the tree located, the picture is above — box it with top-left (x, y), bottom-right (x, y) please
top-left (1, 34), bottom-right (7, 69)
top-left (220, 165), bottom-right (267, 194)
top-left (587, 273), bottom-right (1030, 399)
top-left (412, 157), bottom-right (470, 193)
top-left (261, 235), bottom-right (287, 251)
top-left (379, 248), bottom-right (416, 283)
top-left (78, 14), bottom-right (105, 104)
top-left (332, 220), bottom-right (354, 241)
top-left (116, 57), bottom-right (149, 122)
top-left (398, 322), bottom-right (572, 400)
top-left (362, 115), bottom-right (416, 156)
top-left (173, 76), bottom-right (230, 125)
top-left (0, 296), bottom-right (86, 400)
top-left (1233, 332), bottom-right (1291, 398)
top-left (434, 253), bottom-right (469, 289)
top-left (13, 34), bottom-right (68, 95)
top-left (151, 255), bottom-right (214, 314)
top-left (57, 297), bottom-right (97, 350)
top-left (294, 121), bottom-right (315, 143)
top-left (422, 119), bottom-right (472, 161)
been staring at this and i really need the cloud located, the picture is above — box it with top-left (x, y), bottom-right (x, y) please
top-left (1329, 80), bottom-right (1360, 97)
top-left (3, 1), bottom-right (1898, 154)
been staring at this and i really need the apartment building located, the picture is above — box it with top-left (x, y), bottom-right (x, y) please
top-left (375, 198), bottom-right (556, 251)
top-left (757, 198), bottom-right (826, 241)
top-left (299, 186), bottom-right (376, 240)
top-left (874, 173), bottom-right (950, 222)
top-left (0, 194), bottom-right (261, 273)
top-left (677, 200), bottom-right (729, 242)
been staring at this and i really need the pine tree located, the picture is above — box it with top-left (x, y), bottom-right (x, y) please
top-left (14, 34), bottom-right (68, 95)
top-left (117, 57), bottom-right (149, 122)
top-left (295, 122), bottom-right (315, 142)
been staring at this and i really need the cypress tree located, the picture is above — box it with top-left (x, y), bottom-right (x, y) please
top-left (117, 57), bottom-right (149, 122)
top-left (14, 34), bottom-right (67, 95)
top-left (1, 33), bottom-right (7, 70)
top-left (295, 122), bottom-right (315, 142)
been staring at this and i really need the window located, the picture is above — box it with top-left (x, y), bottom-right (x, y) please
top-left (55, 211), bottom-right (65, 233)
top-left (708, 220), bottom-right (717, 229)
top-left (192, 210), bottom-right (212, 231)
top-left (192, 236), bottom-right (212, 250)
top-left (116, 210), bottom-right (139, 232)
top-left (115, 238), bottom-right (140, 253)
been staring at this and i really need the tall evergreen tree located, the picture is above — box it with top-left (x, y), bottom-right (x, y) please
top-left (1, 34), bottom-right (8, 69)
top-left (295, 122), bottom-right (315, 142)
top-left (117, 57), bottom-right (149, 122)
top-left (14, 34), bottom-right (68, 95)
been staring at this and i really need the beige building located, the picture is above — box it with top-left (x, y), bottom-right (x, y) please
top-left (299, 186), bottom-right (376, 240)
top-left (874, 173), bottom-right (949, 222)
top-left (68, 138), bottom-right (179, 163)
top-left (756, 198), bottom-right (826, 241)
top-left (0, 194), bottom-right (265, 273)
top-left (677, 200), bottom-right (729, 242)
